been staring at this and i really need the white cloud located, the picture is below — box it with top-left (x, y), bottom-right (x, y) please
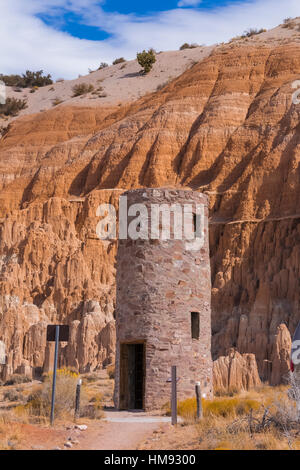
top-left (177, 0), bottom-right (202, 7)
top-left (0, 0), bottom-right (299, 79)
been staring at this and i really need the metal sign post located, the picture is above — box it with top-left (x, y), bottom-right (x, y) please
top-left (195, 381), bottom-right (203, 420)
top-left (171, 365), bottom-right (177, 425)
top-left (75, 379), bottom-right (82, 419)
top-left (50, 325), bottom-right (59, 426)
top-left (46, 324), bottom-right (70, 426)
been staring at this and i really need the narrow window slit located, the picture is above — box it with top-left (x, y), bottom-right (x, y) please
top-left (191, 312), bottom-right (200, 339)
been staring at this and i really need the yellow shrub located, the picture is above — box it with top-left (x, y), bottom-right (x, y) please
top-left (177, 398), bottom-right (197, 420)
top-left (169, 396), bottom-right (261, 420)
top-left (45, 367), bottom-right (79, 380)
top-left (204, 397), bottom-right (260, 417)
top-left (26, 367), bottom-right (80, 419)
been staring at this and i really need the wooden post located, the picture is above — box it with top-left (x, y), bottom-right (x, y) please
top-left (171, 366), bottom-right (177, 425)
top-left (50, 325), bottom-right (59, 426)
top-left (75, 379), bottom-right (82, 419)
top-left (195, 381), bottom-right (203, 420)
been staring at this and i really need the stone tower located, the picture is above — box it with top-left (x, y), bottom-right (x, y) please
top-left (114, 188), bottom-right (212, 411)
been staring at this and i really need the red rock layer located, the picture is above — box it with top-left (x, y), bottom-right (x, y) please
top-left (0, 42), bottom-right (300, 383)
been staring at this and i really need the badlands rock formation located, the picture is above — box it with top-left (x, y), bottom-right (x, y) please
top-left (213, 349), bottom-right (261, 393)
top-left (1, 21), bottom-right (300, 387)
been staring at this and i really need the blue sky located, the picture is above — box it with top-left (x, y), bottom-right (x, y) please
top-left (38, 1), bottom-right (246, 41)
top-left (0, 0), bottom-right (299, 78)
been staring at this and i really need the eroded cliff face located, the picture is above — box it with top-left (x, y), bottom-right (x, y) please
top-left (0, 40), bottom-right (300, 383)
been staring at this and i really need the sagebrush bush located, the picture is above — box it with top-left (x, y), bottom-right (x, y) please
top-left (98, 62), bottom-right (108, 70)
top-left (4, 374), bottom-right (31, 386)
top-left (242, 28), bottom-right (266, 38)
top-left (0, 98), bottom-right (27, 116)
top-left (72, 83), bottom-right (94, 97)
top-left (3, 390), bottom-right (21, 402)
top-left (137, 49), bottom-right (156, 74)
top-left (113, 57), bottom-right (126, 65)
top-left (179, 43), bottom-right (198, 50)
top-left (27, 368), bottom-right (80, 418)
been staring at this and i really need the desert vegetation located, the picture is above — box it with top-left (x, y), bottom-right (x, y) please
top-left (72, 83), bottom-right (94, 97)
top-left (137, 49), bottom-right (156, 74)
top-left (179, 43), bottom-right (199, 50)
top-left (98, 62), bottom-right (109, 70)
top-left (0, 97), bottom-right (27, 116)
top-left (52, 97), bottom-right (64, 107)
top-left (155, 377), bottom-right (300, 450)
top-left (230, 27), bottom-right (267, 42)
top-left (282, 18), bottom-right (300, 30)
top-left (112, 57), bottom-right (126, 65)
top-left (0, 368), bottom-right (114, 449)
top-left (242, 28), bottom-right (267, 37)
top-left (0, 70), bottom-right (53, 88)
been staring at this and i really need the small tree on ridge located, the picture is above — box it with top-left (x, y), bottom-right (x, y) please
top-left (137, 49), bottom-right (156, 74)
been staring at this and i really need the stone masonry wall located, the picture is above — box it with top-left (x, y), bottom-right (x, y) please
top-left (114, 188), bottom-right (213, 410)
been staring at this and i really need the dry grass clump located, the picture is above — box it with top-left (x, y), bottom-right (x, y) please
top-left (159, 382), bottom-right (300, 450)
top-left (23, 368), bottom-right (108, 421)
top-left (25, 368), bottom-right (81, 420)
top-left (83, 392), bottom-right (104, 419)
top-left (52, 97), bottom-right (63, 106)
top-left (204, 396), bottom-right (261, 417)
top-left (164, 396), bottom-right (260, 422)
top-left (0, 412), bottom-right (26, 450)
top-left (81, 370), bottom-right (114, 408)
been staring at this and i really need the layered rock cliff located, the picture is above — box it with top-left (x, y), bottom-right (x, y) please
top-left (1, 35), bottom-right (300, 385)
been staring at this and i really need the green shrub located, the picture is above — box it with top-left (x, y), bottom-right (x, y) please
top-left (137, 49), bottom-right (156, 74)
top-left (113, 57), bottom-right (126, 65)
top-left (0, 74), bottom-right (23, 87)
top-left (0, 70), bottom-right (52, 88)
top-left (72, 83), bottom-right (94, 97)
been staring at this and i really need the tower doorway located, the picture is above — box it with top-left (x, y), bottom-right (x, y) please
top-left (120, 342), bottom-right (145, 410)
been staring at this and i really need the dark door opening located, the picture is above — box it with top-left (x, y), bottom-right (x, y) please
top-left (120, 342), bottom-right (145, 410)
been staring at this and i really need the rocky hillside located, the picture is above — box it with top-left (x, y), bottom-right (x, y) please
top-left (0, 20), bottom-right (300, 385)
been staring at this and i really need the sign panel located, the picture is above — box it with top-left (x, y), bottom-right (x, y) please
top-left (46, 325), bottom-right (69, 342)
top-left (0, 341), bottom-right (6, 365)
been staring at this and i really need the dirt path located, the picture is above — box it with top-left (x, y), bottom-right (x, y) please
top-left (77, 411), bottom-right (171, 450)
